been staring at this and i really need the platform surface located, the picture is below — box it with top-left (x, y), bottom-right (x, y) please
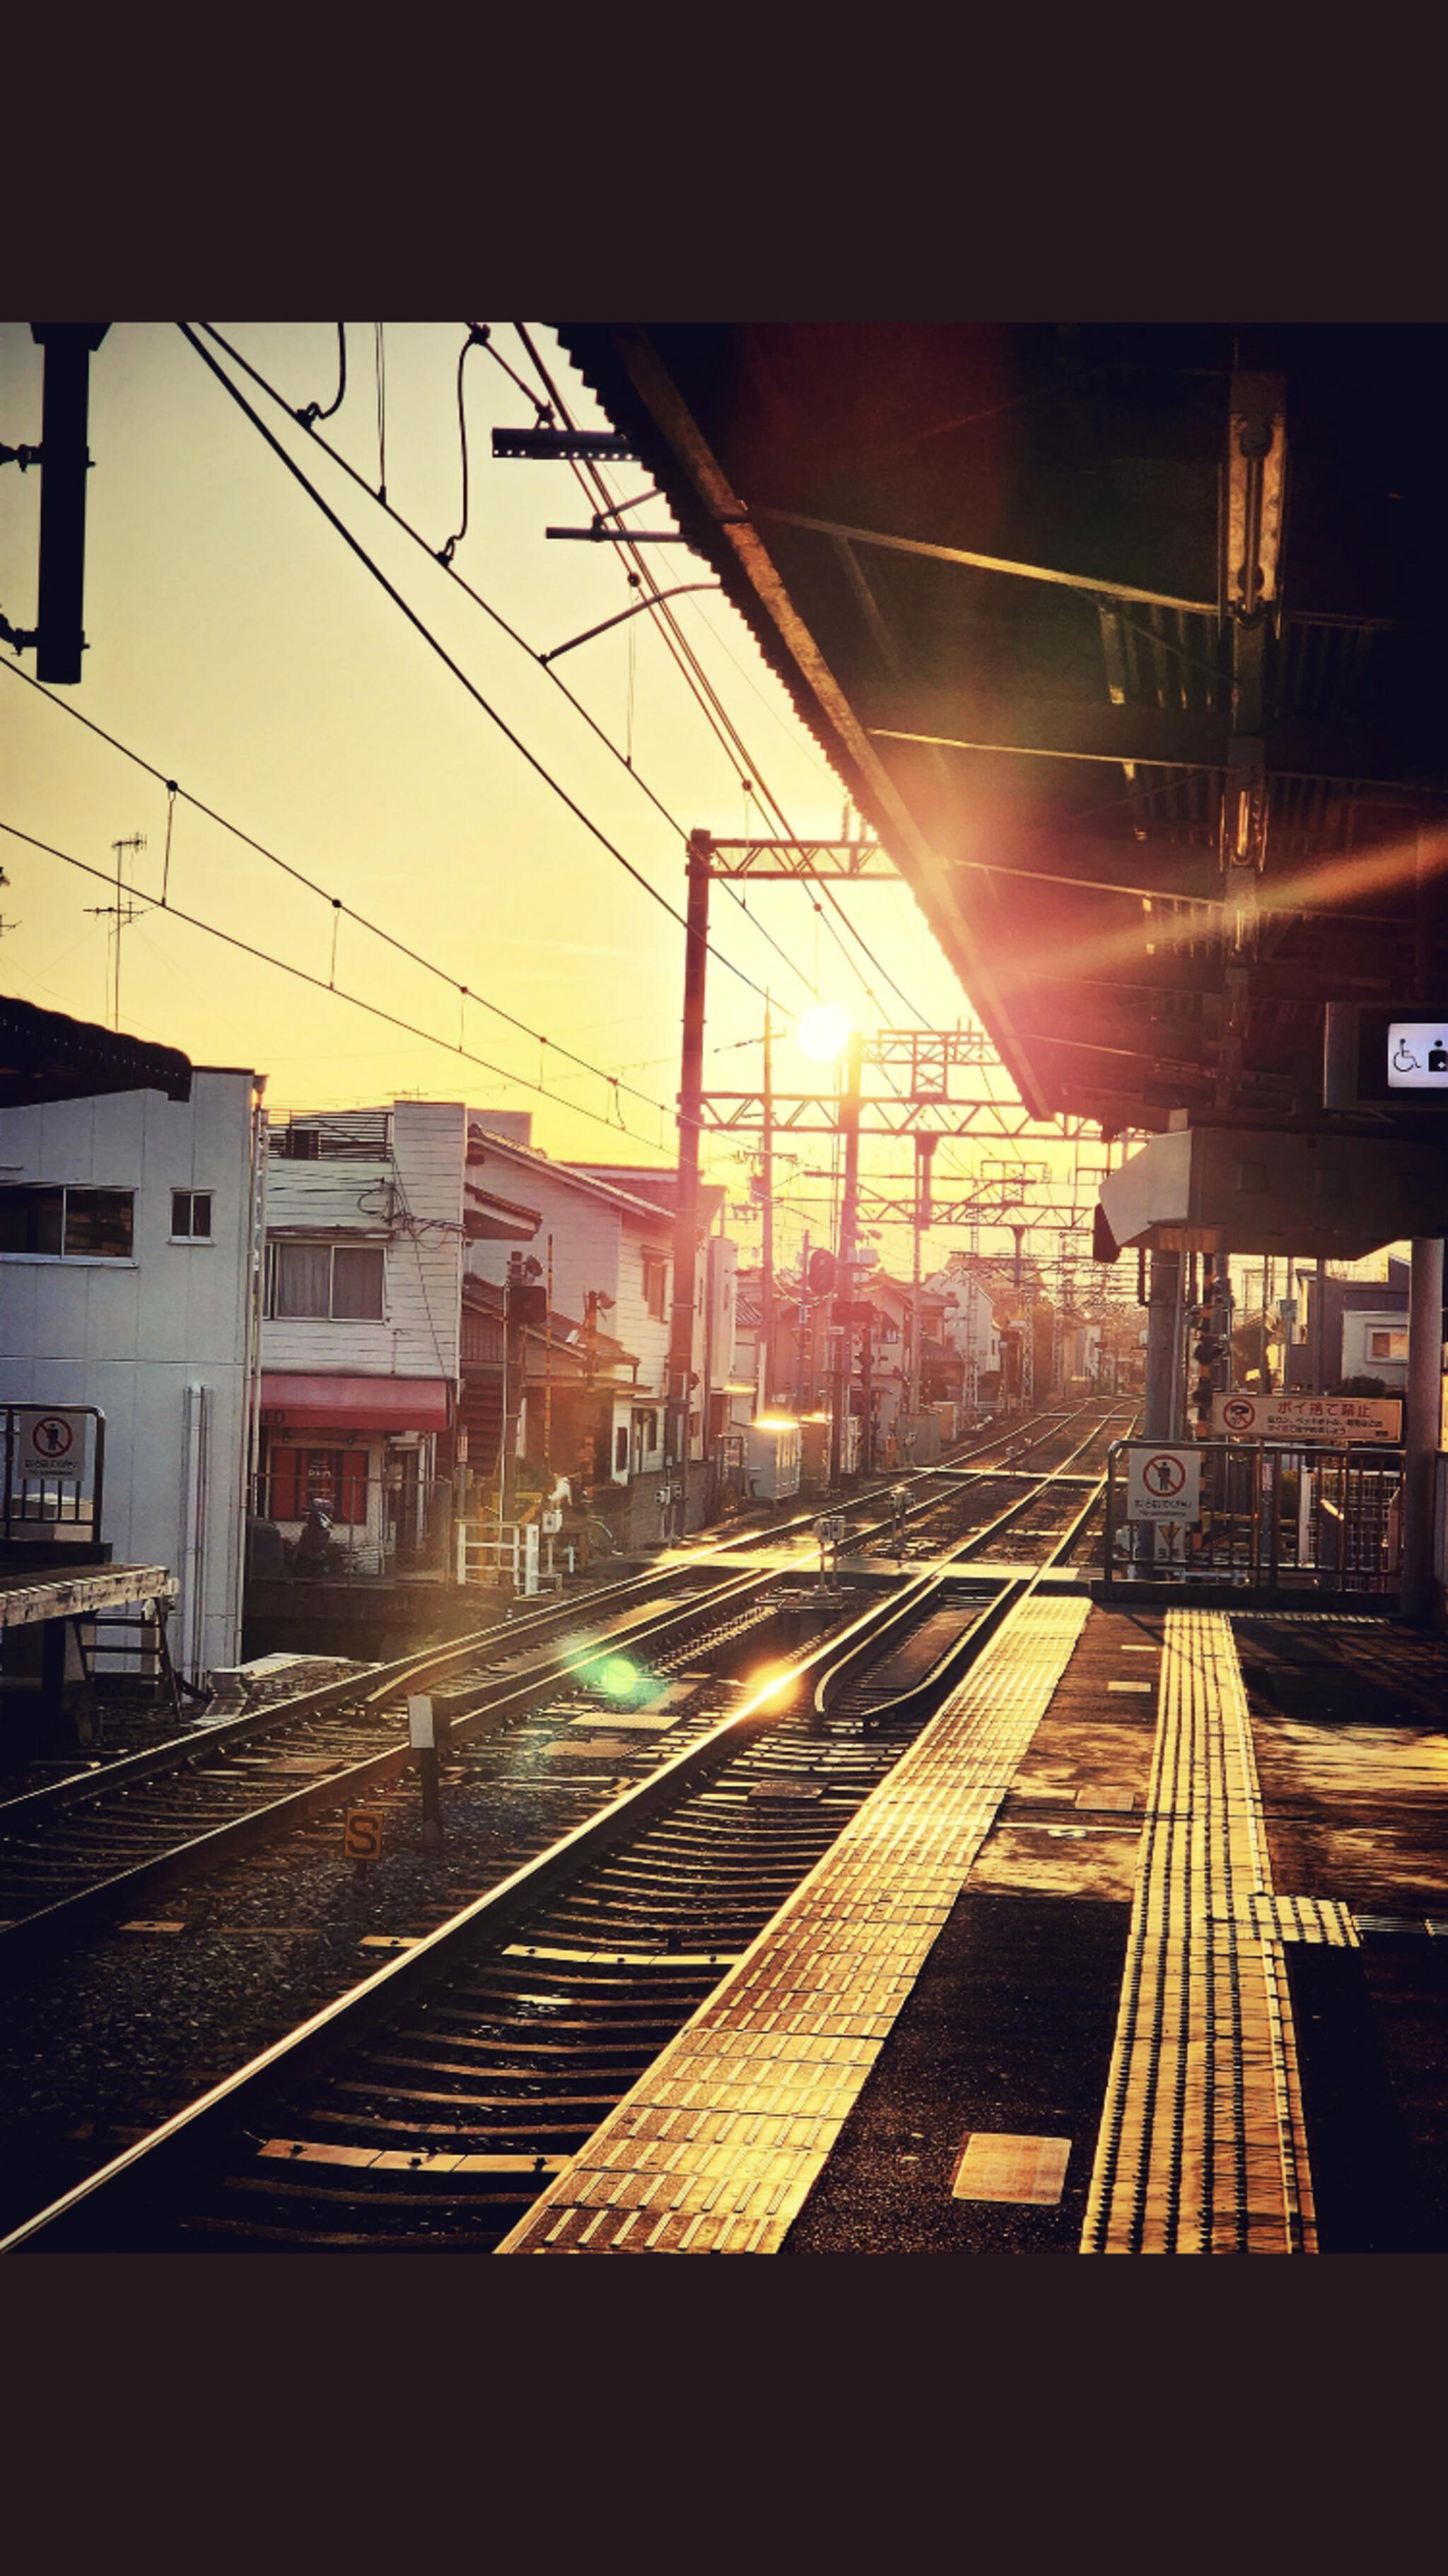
top-left (500, 1595), bottom-right (1448, 2255)
top-left (0, 1563), bottom-right (176, 1631)
top-left (498, 1593), bottom-right (1090, 2254)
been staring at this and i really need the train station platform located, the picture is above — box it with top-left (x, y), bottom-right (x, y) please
top-left (0, 1563), bottom-right (180, 1744)
top-left (0, 1563), bottom-right (175, 1633)
top-left (501, 1597), bottom-right (1448, 2254)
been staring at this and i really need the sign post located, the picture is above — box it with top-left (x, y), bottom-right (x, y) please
top-left (409, 1694), bottom-right (443, 1851)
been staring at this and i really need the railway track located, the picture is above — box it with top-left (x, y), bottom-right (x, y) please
top-left (0, 1561), bottom-right (836, 1957)
top-left (851, 1404), bottom-right (1135, 1567)
top-left (1, 1418), bottom-right (1114, 2254)
top-left (0, 1400), bottom-right (1100, 1959)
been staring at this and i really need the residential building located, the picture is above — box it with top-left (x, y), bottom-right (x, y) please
top-left (462, 1128), bottom-right (727, 1543)
top-left (257, 1101), bottom-right (472, 1573)
top-left (0, 1066), bottom-right (264, 1680)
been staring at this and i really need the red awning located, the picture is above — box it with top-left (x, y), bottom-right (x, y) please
top-left (259, 1375), bottom-right (450, 1433)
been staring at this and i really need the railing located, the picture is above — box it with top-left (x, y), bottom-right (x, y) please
top-left (1102, 1437), bottom-right (1406, 1599)
top-left (1, 1404), bottom-right (105, 1546)
top-left (457, 1518), bottom-right (568, 1595)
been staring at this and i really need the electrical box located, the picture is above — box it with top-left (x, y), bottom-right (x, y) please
top-left (745, 1416), bottom-right (802, 1501)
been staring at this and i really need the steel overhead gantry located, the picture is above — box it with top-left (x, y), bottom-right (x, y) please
top-left (698, 1096), bottom-right (1092, 1136)
top-left (666, 828), bottom-right (1085, 1504)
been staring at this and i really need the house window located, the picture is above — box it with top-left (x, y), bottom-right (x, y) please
top-left (171, 1190), bottom-right (214, 1242)
top-left (1368, 1329), bottom-right (1408, 1360)
top-left (631, 1407), bottom-right (659, 1473)
top-left (614, 1425), bottom-right (629, 1475)
top-left (267, 1240), bottom-right (386, 1319)
top-left (265, 1444), bottom-right (370, 1525)
top-left (0, 1184), bottom-right (134, 1260)
top-left (643, 1252), bottom-right (670, 1319)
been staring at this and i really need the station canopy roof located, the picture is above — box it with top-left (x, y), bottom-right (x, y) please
top-left (0, 993), bottom-right (191, 1109)
top-left (558, 325), bottom-right (1448, 1143)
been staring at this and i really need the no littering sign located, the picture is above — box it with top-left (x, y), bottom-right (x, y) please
top-left (1126, 1446), bottom-right (1201, 1525)
top-left (16, 1410), bottom-right (83, 1481)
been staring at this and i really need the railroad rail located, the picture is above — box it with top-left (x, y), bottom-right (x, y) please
top-left (0, 1561), bottom-right (820, 1959)
top-left (0, 1401), bottom-right (1116, 1962)
top-left (0, 1420), bottom-right (1114, 2254)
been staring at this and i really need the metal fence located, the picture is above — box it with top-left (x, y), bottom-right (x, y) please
top-left (1102, 1437), bottom-right (1406, 1599)
top-left (2, 1403), bottom-right (105, 1545)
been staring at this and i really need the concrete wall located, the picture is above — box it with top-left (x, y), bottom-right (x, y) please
top-left (0, 1070), bottom-right (261, 1676)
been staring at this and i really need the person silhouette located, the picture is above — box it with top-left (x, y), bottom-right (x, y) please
top-left (1430, 1039), bottom-right (1448, 1073)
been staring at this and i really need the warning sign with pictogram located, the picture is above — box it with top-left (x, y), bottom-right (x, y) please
top-left (16, 1409), bottom-right (85, 1481)
top-left (1125, 1446), bottom-right (1201, 1524)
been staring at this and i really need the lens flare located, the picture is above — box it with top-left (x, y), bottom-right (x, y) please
top-left (795, 1001), bottom-right (853, 1063)
top-left (597, 1655), bottom-right (641, 1698)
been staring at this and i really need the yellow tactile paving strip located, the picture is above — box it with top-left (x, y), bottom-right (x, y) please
top-left (496, 1594), bottom-right (1090, 2255)
top-left (1080, 1609), bottom-right (1317, 2256)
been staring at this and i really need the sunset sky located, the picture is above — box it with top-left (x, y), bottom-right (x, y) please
top-left (0, 322), bottom-right (1185, 1283)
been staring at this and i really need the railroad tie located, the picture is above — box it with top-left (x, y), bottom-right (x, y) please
top-left (496, 1593), bottom-right (1090, 2256)
top-left (1080, 1607), bottom-right (1316, 2256)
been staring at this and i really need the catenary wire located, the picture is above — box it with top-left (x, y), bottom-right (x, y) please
top-left (296, 325), bottom-right (346, 427)
top-left (510, 325), bottom-right (928, 1025)
top-left (189, 322), bottom-right (817, 1017)
top-left (0, 658), bottom-right (677, 1129)
top-left (0, 817), bottom-right (687, 1152)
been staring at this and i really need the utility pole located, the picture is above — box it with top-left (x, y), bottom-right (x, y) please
top-left (1401, 1234), bottom-right (1444, 1620)
top-left (1, 326), bottom-right (110, 682)
top-left (759, 996), bottom-right (775, 1411)
top-left (831, 1032), bottom-right (863, 1485)
top-left (909, 1132), bottom-right (937, 1416)
top-left (543, 1233), bottom-right (554, 1482)
top-left (667, 829), bottom-right (711, 1539)
top-left (1144, 1251), bottom-right (1186, 1440)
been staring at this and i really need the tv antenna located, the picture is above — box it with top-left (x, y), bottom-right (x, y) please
top-left (85, 834), bottom-right (146, 1028)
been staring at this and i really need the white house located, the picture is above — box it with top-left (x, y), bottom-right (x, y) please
top-left (258, 1101), bottom-right (468, 1573)
top-left (0, 1068), bottom-right (264, 1679)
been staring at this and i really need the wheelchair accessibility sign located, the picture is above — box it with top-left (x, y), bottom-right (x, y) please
top-left (1126, 1446), bottom-right (1201, 1525)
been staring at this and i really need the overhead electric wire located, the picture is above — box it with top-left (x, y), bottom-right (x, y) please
top-left (0, 816), bottom-right (679, 1150)
top-left (0, 656), bottom-right (676, 1130)
top-left (296, 325), bottom-right (346, 426)
top-left (510, 325), bottom-right (929, 1025)
top-left (438, 325), bottom-right (488, 564)
top-left (189, 322), bottom-right (818, 1017)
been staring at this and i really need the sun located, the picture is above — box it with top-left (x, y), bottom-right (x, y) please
top-left (795, 1001), bottom-right (853, 1063)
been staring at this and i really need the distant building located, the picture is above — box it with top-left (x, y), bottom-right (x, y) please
top-left (0, 1066), bottom-right (264, 1679)
top-left (1286, 1258), bottom-right (1411, 1394)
